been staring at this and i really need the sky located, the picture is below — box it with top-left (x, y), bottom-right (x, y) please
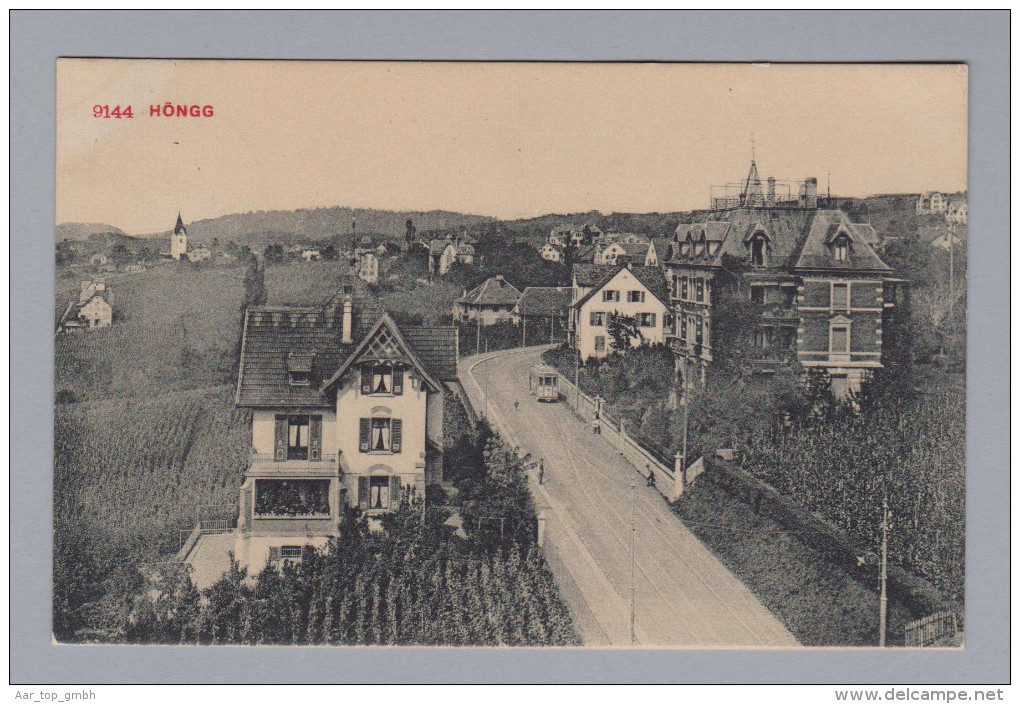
top-left (57, 60), bottom-right (968, 235)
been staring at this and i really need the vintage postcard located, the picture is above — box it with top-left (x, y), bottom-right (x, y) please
top-left (54, 60), bottom-right (967, 648)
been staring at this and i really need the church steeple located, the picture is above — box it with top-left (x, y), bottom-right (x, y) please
top-left (174, 212), bottom-right (186, 235)
top-left (171, 212), bottom-right (188, 260)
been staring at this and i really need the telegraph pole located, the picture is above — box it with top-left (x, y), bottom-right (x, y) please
top-left (521, 315), bottom-right (527, 348)
top-left (879, 492), bottom-right (890, 647)
top-left (630, 481), bottom-right (637, 645)
top-left (574, 347), bottom-right (581, 410)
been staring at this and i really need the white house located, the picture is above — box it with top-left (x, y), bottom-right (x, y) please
top-left (180, 281), bottom-right (459, 584)
top-left (569, 263), bottom-right (670, 360)
top-left (58, 281), bottom-right (114, 333)
top-left (945, 200), bottom-right (967, 224)
top-left (539, 243), bottom-right (561, 262)
top-left (302, 249), bottom-right (321, 262)
top-left (916, 191), bottom-right (948, 215)
top-left (427, 236), bottom-right (474, 276)
top-left (189, 246), bottom-right (212, 262)
top-left (455, 275), bottom-right (522, 326)
top-left (594, 242), bottom-right (628, 266)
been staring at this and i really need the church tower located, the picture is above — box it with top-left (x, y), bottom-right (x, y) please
top-left (171, 213), bottom-right (188, 260)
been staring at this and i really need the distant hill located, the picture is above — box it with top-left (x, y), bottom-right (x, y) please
top-left (141, 207), bottom-right (496, 250)
top-left (56, 222), bottom-right (126, 241)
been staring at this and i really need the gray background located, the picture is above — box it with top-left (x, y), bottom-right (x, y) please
top-left (11, 10), bottom-right (1009, 684)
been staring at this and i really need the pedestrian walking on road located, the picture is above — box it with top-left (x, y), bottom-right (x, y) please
top-left (592, 413), bottom-right (601, 435)
top-left (538, 459), bottom-right (545, 485)
top-left (514, 399), bottom-right (520, 411)
top-left (646, 465), bottom-right (656, 488)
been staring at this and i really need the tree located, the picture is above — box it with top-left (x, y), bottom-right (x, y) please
top-left (263, 244), bottom-right (286, 264)
top-left (405, 219), bottom-right (418, 247)
top-left (321, 244), bottom-right (339, 261)
top-left (606, 312), bottom-right (641, 352)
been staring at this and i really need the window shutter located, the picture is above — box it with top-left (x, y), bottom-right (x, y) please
top-left (274, 415), bottom-right (287, 461)
top-left (391, 419), bottom-right (402, 453)
top-left (269, 546), bottom-right (282, 562)
top-left (361, 366), bottom-right (373, 395)
top-left (390, 475), bottom-right (401, 507)
top-left (309, 416), bottom-right (322, 460)
top-left (357, 477), bottom-right (369, 509)
top-left (359, 418), bottom-right (371, 452)
top-left (392, 366), bottom-right (404, 395)
top-left (649, 313), bottom-right (656, 328)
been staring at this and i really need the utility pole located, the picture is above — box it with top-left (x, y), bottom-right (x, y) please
top-left (521, 315), bottom-right (527, 348)
top-left (880, 492), bottom-right (890, 647)
top-left (574, 347), bottom-right (581, 410)
top-left (476, 316), bottom-right (481, 355)
top-left (630, 481), bottom-right (637, 645)
top-left (483, 359), bottom-right (489, 420)
top-left (549, 315), bottom-right (554, 344)
top-left (680, 384), bottom-right (689, 474)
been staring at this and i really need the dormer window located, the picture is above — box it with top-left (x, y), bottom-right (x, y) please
top-left (833, 237), bottom-right (849, 262)
top-left (751, 237), bottom-right (766, 266)
top-left (287, 352), bottom-right (314, 386)
top-left (695, 236), bottom-right (706, 257)
top-left (361, 363), bottom-right (404, 395)
top-left (682, 236), bottom-right (693, 256)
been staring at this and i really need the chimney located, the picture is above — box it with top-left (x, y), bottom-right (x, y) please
top-left (801, 177), bottom-right (818, 209)
top-left (766, 177), bottom-right (776, 206)
top-left (341, 295), bottom-right (353, 344)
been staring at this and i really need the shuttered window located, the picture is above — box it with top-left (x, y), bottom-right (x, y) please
top-left (309, 416), bottom-right (322, 461)
top-left (392, 366), bottom-right (404, 395)
top-left (359, 418), bottom-right (371, 452)
top-left (274, 415), bottom-right (287, 461)
top-left (357, 476), bottom-right (370, 509)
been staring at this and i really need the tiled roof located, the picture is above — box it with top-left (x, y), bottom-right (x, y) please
top-left (515, 286), bottom-right (572, 317)
top-left (429, 239), bottom-right (454, 255)
top-left (573, 264), bottom-right (669, 309)
top-left (401, 326), bottom-right (459, 381)
top-left (620, 242), bottom-right (651, 260)
top-left (667, 208), bottom-right (891, 274)
top-left (572, 263), bottom-right (617, 287)
top-left (236, 273), bottom-right (456, 406)
top-left (457, 276), bottom-right (522, 306)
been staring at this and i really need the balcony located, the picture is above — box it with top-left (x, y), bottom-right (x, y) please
top-left (247, 452), bottom-right (342, 478)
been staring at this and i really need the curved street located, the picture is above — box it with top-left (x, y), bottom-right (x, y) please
top-left (460, 346), bottom-right (798, 648)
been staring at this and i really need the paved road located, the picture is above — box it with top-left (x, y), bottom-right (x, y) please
top-left (461, 346), bottom-right (798, 648)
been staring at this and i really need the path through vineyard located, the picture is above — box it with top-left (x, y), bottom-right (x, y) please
top-left (461, 347), bottom-right (798, 647)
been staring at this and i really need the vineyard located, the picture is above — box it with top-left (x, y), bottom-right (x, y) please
top-left (53, 385), bottom-right (251, 640)
top-left (743, 383), bottom-right (965, 601)
top-left (130, 513), bottom-right (579, 646)
top-left (55, 264), bottom-right (247, 402)
top-left (79, 428), bottom-right (579, 647)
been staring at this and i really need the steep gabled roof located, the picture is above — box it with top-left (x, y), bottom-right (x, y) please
top-left (515, 286), bottom-right (572, 317)
top-left (791, 210), bottom-right (891, 272)
top-left (572, 263), bottom-right (617, 288)
top-left (620, 242), bottom-right (652, 260)
top-left (401, 325), bottom-right (459, 381)
top-left (457, 276), bottom-right (521, 306)
top-left (573, 264), bottom-right (669, 309)
top-left (321, 313), bottom-right (442, 394)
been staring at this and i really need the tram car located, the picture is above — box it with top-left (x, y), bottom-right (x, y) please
top-left (529, 364), bottom-right (561, 402)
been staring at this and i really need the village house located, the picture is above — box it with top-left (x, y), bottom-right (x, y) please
top-left (916, 191), bottom-right (948, 215)
top-left (454, 275), bottom-right (522, 326)
top-left (58, 280), bottom-right (114, 333)
top-left (538, 243), bottom-right (561, 262)
top-left (354, 236), bottom-right (379, 283)
top-left (513, 286), bottom-right (572, 343)
top-left (189, 245), bottom-right (213, 263)
top-left (301, 248), bottom-right (321, 262)
top-left (569, 263), bottom-right (670, 360)
top-left (665, 160), bottom-right (902, 396)
top-left (945, 199), bottom-right (967, 225)
top-left (180, 278), bottom-right (459, 584)
top-left (426, 235), bottom-right (475, 277)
